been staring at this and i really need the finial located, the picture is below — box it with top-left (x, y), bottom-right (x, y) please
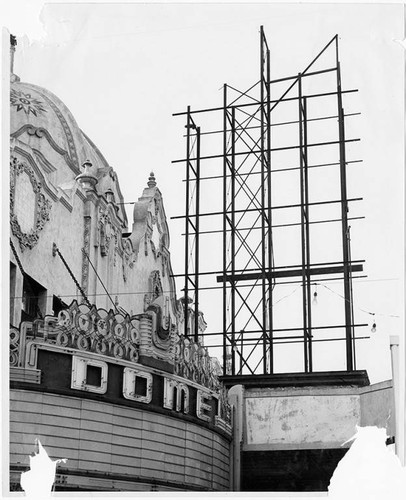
top-left (147, 171), bottom-right (156, 188)
top-left (75, 160), bottom-right (98, 191)
top-left (105, 188), bottom-right (115, 204)
top-left (10, 34), bottom-right (17, 76)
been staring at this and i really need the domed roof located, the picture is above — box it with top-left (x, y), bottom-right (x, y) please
top-left (11, 79), bottom-right (86, 171)
top-left (10, 76), bottom-right (128, 228)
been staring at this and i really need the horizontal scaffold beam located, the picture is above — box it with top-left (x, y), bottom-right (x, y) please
top-left (216, 264), bottom-right (363, 283)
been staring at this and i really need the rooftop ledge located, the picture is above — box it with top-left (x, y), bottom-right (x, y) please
top-left (220, 370), bottom-right (370, 389)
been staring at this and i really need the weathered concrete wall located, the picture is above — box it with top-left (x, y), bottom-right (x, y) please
top-left (237, 381), bottom-right (395, 491)
top-left (244, 386), bottom-right (361, 450)
top-left (360, 380), bottom-right (395, 436)
top-left (241, 381), bottom-right (395, 452)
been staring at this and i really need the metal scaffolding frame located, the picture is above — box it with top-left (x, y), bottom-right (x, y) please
top-left (172, 28), bottom-right (366, 380)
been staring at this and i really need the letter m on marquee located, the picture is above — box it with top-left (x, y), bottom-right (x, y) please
top-left (163, 378), bottom-right (189, 414)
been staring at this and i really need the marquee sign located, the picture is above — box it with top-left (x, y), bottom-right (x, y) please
top-left (19, 342), bottom-right (231, 436)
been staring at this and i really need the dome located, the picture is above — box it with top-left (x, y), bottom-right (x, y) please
top-left (10, 77), bottom-right (128, 228)
top-left (11, 80), bottom-right (86, 172)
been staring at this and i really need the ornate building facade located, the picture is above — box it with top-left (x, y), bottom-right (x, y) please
top-left (8, 33), bottom-right (397, 494)
top-left (8, 38), bottom-right (231, 492)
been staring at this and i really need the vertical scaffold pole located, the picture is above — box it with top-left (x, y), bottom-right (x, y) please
top-left (264, 28), bottom-right (274, 374)
top-left (336, 36), bottom-right (354, 371)
top-left (298, 74), bottom-right (308, 372)
top-left (194, 126), bottom-right (201, 343)
top-left (260, 25), bottom-right (268, 374)
top-left (230, 106), bottom-right (236, 375)
top-left (298, 75), bottom-right (312, 372)
top-left (303, 95), bottom-right (313, 372)
top-left (184, 106), bottom-right (191, 337)
top-left (222, 84), bottom-right (228, 376)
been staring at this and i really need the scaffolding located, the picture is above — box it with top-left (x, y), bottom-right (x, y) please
top-left (172, 28), bottom-right (368, 383)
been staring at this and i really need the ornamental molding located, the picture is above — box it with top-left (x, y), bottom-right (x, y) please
top-left (173, 334), bottom-right (222, 392)
top-left (9, 302), bottom-right (232, 429)
top-left (33, 87), bottom-right (80, 170)
top-left (113, 234), bottom-right (119, 267)
top-left (54, 301), bottom-right (140, 362)
top-left (144, 270), bottom-right (163, 311)
top-left (130, 190), bottom-right (169, 261)
top-left (31, 148), bottom-right (57, 175)
top-left (98, 207), bottom-right (113, 256)
top-left (137, 271), bottom-right (176, 363)
top-left (161, 248), bottom-right (170, 278)
top-left (122, 238), bottom-right (135, 282)
top-left (144, 213), bottom-right (153, 256)
top-left (81, 216), bottom-right (91, 298)
top-left (9, 327), bottom-right (21, 367)
top-left (75, 188), bottom-right (88, 203)
top-left (59, 195), bottom-right (74, 213)
top-left (97, 203), bottom-right (137, 281)
top-left (153, 194), bottom-right (169, 249)
top-left (11, 146), bottom-right (59, 201)
top-left (11, 125), bottom-right (78, 173)
top-left (97, 206), bottom-right (121, 258)
top-left (146, 298), bottom-right (174, 355)
top-left (10, 155), bottom-right (52, 251)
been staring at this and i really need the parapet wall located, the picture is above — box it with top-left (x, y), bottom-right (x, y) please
top-left (229, 379), bottom-right (395, 491)
top-left (241, 381), bottom-right (394, 451)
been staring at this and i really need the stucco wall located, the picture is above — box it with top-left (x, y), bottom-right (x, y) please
top-left (360, 380), bottom-right (395, 436)
top-left (242, 381), bottom-right (395, 453)
top-left (10, 86), bottom-right (179, 329)
top-left (244, 386), bottom-right (361, 450)
top-left (10, 147), bottom-right (86, 325)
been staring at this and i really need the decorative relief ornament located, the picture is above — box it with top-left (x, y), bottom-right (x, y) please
top-left (173, 333), bottom-right (220, 392)
top-left (10, 88), bottom-right (47, 116)
top-left (55, 301), bottom-right (140, 362)
top-left (10, 156), bottom-right (52, 251)
top-left (161, 251), bottom-right (169, 277)
top-left (149, 270), bottom-right (163, 303)
top-left (98, 207), bottom-right (119, 258)
top-left (113, 235), bottom-right (119, 267)
top-left (9, 327), bottom-right (20, 367)
top-left (81, 216), bottom-right (91, 298)
top-left (9, 305), bottom-right (231, 430)
top-left (122, 238), bottom-right (135, 282)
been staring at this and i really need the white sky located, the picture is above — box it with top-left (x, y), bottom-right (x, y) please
top-left (3, 1), bottom-right (405, 384)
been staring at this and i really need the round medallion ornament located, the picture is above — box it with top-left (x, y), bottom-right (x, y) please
top-left (95, 340), bottom-right (108, 355)
top-left (183, 343), bottom-right (191, 363)
top-left (114, 322), bottom-right (125, 338)
top-left (10, 352), bottom-right (19, 366)
top-left (96, 319), bottom-right (108, 337)
top-left (113, 343), bottom-right (125, 359)
top-left (10, 329), bottom-right (20, 344)
top-left (77, 334), bottom-right (90, 351)
top-left (77, 313), bottom-right (91, 333)
top-left (128, 346), bottom-right (139, 363)
top-left (10, 156), bottom-right (52, 251)
top-left (129, 321), bottom-right (140, 343)
top-left (56, 332), bottom-right (69, 347)
top-left (57, 310), bottom-right (71, 328)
